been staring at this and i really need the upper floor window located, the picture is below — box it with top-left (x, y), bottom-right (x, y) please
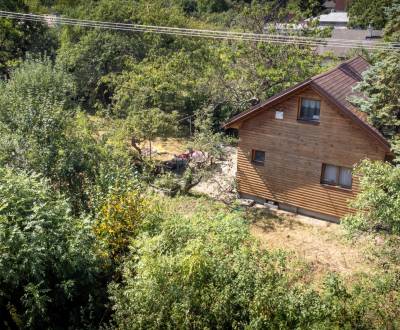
top-left (321, 164), bottom-right (352, 189)
top-left (252, 150), bottom-right (265, 166)
top-left (298, 98), bottom-right (320, 122)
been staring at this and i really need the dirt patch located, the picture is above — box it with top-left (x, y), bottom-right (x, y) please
top-left (249, 211), bottom-right (375, 283)
top-left (140, 138), bottom-right (187, 161)
top-left (192, 146), bottom-right (237, 201)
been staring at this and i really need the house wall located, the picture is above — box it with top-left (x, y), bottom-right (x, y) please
top-left (236, 87), bottom-right (386, 220)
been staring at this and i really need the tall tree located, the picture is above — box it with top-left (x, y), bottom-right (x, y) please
top-left (0, 0), bottom-right (57, 77)
top-left (0, 57), bottom-right (103, 213)
top-left (350, 53), bottom-right (400, 159)
top-left (348, 0), bottom-right (394, 29)
top-left (384, 0), bottom-right (400, 41)
top-left (343, 160), bottom-right (400, 234)
top-left (56, 0), bottom-right (195, 112)
top-left (125, 108), bottom-right (179, 159)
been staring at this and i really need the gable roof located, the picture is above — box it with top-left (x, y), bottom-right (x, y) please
top-left (224, 56), bottom-right (390, 151)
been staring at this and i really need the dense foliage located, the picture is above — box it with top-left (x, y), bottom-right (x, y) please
top-left (0, 168), bottom-right (108, 329)
top-left (348, 0), bottom-right (394, 29)
top-left (0, 0), bottom-right (56, 76)
top-left (384, 0), bottom-right (400, 41)
top-left (351, 53), bottom-right (400, 158)
top-left (110, 200), bottom-right (400, 329)
top-left (0, 57), bottom-right (104, 213)
top-left (344, 160), bottom-right (400, 234)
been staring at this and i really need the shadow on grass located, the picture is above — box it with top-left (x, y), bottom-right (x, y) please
top-left (245, 207), bottom-right (304, 232)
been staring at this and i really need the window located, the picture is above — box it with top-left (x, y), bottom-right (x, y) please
top-left (298, 98), bottom-right (321, 122)
top-left (252, 150), bottom-right (265, 166)
top-left (321, 164), bottom-right (352, 189)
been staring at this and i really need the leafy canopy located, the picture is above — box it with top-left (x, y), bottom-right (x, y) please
top-left (343, 160), bottom-right (400, 235)
top-left (348, 0), bottom-right (394, 29)
top-left (351, 53), bottom-right (400, 158)
top-left (110, 199), bottom-right (400, 329)
top-left (0, 0), bottom-right (56, 76)
top-left (384, 0), bottom-right (400, 41)
top-left (0, 57), bottom-right (105, 213)
top-left (0, 167), bottom-right (107, 329)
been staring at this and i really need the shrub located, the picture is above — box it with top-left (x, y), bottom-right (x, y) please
top-left (343, 160), bottom-right (400, 234)
top-left (0, 167), bottom-right (107, 329)
top-left (110, 211), bottom-right (331, 329)
top-left (94, 190), bottom-right (150, 262)
top-left (109, 199), bottom-right (400, 329)
top-left (0, 58), bottom-right (105, 214)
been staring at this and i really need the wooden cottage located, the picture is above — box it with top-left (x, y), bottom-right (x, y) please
top-left (224, 56), bottom-right (391, 222)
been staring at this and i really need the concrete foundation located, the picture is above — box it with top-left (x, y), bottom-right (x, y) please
top-left (238, 192), bottom-right (340, 223)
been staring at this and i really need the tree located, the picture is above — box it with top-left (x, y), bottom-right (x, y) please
top-left (350, 53), bottom-right (400, 159)
top-left (125, 108), bottom-right (179, 159)
top-left (348, 0), bottom-right (393, 29)
top-left (0, 0), bottom-right (57, 77)
top-left (109, 202), bottom-right (399, 329)
top-left (109, 211), bottom-right (309, 329)
top-left (0, 57), bottom-right (77, 175)
top-left (111, 50), bottom-right (210, 118)
top-left (384, 0), bottom-right (400, 41)
top-left (204, 40), bottom-right (327, 123)
top-left (151, 105), bottom-right (234, 196)
top-left (298, 0), bottom-right (325, 17)
top-left (56, 0), bottom-right (196, 111)
top-left (343, 160), bottom-right (400, 234)
top-left (197, 0), bottom-right (230, 13)
top-left (0, 57), bottom-right (104, 213)
top-left (0, 167), bottom-right (108, 329)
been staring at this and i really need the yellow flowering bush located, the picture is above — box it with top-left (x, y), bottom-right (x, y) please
top-left (94, 190), bottom-right (149, 261)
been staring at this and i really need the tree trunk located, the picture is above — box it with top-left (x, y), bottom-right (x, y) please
top-left (182, 175), bottom-right (203, 194)
top-left (149, 140), bottom-right (152, 160)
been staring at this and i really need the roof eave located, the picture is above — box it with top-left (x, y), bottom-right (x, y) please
top-left (223, 80), bottom-right (311, 128)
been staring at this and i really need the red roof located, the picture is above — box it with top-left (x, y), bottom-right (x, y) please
top-left (224, 56), bottom-right (390, 151)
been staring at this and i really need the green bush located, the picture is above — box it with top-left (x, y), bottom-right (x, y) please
top-left (343, 160), bottom-right (400, 234)
top-left (0, 167), bottom-right (108, 329)
top-left (0, 58), bottom-right (105, 213)
top-left (109, 208), bottom-right (375, 329)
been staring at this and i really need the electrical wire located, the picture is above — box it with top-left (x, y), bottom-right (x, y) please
top-left (1, 10), bottom-right (396, 50)
top-left (0, 10), bottom-right (399, 51)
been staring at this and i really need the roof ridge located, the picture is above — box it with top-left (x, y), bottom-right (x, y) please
top-left (310, 56), bottom-right (367, 82)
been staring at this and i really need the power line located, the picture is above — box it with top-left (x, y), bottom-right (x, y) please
top-left (0, 11), bottom-right (387, 49)
top-left (0, 10), bottom-right (397, 50)
top-left (0, 10), bottom-right (399, 51)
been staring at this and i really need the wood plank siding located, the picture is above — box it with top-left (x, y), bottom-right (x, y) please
top-left (236, 87), bottom-right (387, 219)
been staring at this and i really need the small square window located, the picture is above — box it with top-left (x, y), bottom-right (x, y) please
top-left (321, 164), bottom-right (352, 189)
top-left (252, 150), bottom-right (265, 166)
top-left (299, 98), bottom-right (321, 122)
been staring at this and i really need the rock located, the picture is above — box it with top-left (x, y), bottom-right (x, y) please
top-left (238, 198), bottom-right (256, 207)
top-left (253, 203), bottom-right (269, 209)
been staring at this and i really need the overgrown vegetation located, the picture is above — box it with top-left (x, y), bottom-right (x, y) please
top-left (343, 160), bottom-right (400, 235)
top-left (0, 0), bottom-right (399, 328)
top-left (109, 201), bottom-right (400, 329)
top-left (0, 168), bottom-right (109, 328)
top-left (348, 0), bottom-right (394, 29)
